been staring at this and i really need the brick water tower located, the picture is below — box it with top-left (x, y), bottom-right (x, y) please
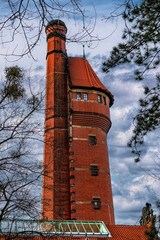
top-left (42, 19), bottom-right (115, 225)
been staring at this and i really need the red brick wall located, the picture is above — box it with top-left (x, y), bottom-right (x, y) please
top-left (42, 20), bottom-right (114, 224)
top-left (69, 90), bottom-right (115, 225)
top-left (42, 22), bottom-right (70, 220)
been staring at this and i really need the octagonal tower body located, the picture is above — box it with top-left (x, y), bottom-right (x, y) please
top-left (42, 20), bottom-right (115, 225)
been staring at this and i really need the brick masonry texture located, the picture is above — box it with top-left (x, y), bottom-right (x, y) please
top-left (42, 20), bottom-right (115, 225)
top-left (42, 22), bottom-right (70, 220)
top-left (70, 90), bottom-right (114, 225)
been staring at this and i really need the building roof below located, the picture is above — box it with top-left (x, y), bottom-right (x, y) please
top-left (1, 220), bottom-right (149, 239)
top-left (68, 57), bottom-right (114, 106)
top-left (106, 225), bottom-right (148, 240)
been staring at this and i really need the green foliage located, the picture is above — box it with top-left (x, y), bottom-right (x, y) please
top-left (128, 76), bottom-right (160, 162)
top-left (103, 0), bottom-right (160, 161)
top-left (145, 216), bottom-right (159, 240)
top-left (0, 66), bottom-right (43, 221)
top-left (1, 66), bottom-right (25, 101)
top-left (27, 95), bottom-right (40, 109)
top-left (103, 0), bottom-right (160, 78)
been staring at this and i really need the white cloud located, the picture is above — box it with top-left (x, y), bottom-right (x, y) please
top-left (115, 128), bottom-right (133, 146)
top-left (111, 106), bottom-right (133, 119)
top-left (114, 68), bottom-right (131, 75)
top-left (110, 77), bottom-right (143, 102)
top-left (112, 174), bottom-right (160, 224)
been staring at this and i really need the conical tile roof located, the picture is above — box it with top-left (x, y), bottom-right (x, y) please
top-left (68, 57), bottom-right (114, 106)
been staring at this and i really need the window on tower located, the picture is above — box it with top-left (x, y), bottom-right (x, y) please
top-left (70, 175), bottom-right (75, 179)
top-left (71, 209), bottom-right (76, 213)
top-left (83, 93), bottom-right (88, 100)
top-left (89, 136), bottom-right (96, 145)
top-left (98, 94), bottom-right (102, 103)
top-left (93, 197), bottom-right (101, 209)
top-left (90, 165), bottom-right (99, 176)
top-left (103, 96), bottom-right (106, 105)
top-left (77, 92), bottom-right (81, 100)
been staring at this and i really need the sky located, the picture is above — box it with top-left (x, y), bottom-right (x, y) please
top-left (0, 0), bottom-right (160, 225)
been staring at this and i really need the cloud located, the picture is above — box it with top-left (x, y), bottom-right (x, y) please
top-left (34, 65), bottom-right (44, 72)
top-left (112, 174), bottom-right (160, 224)
top-left (114, 68), bottom-right (131, 75)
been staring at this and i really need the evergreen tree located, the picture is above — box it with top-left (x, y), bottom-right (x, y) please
top-left (103, 0), bottom-right (160, 161)
top-left (145, 216), bottom-right (159, 240)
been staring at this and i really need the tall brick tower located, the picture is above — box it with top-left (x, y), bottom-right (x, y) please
top-left (42, 20), bottom-right (115, 225)
top-left (42, 20), bottom-right (70, 220)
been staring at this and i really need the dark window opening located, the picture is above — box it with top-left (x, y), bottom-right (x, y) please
top-left (70, 167), bottom-right (75, 171)
top-left (103, 96), bottom-right (106, 105)
top-left (70, 184), bottom-right (75, 187)
top-left (70, 192), bottom-right (75, 196)
top-left (71, 209), bottom-right (76, 213)
top-left (90, 165), bottom-right (99, 176)
top-left (70, 175), bottom-right (75, 179)
top-left (93, 198), bottom-right (101, 209)
top-left (98, 94), bottom-right (102, 103)
top-left (83, 93), bottom-right (88, 100)
top-left (77, 92), bottom-right (81, 100)
top-left (89, 136), bottom-right (96, 145)
top-left (70, 159), bottom-right (75, 163)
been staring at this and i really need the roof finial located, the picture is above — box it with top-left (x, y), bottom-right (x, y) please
top-left (83, 45), bottom-right (86, 59)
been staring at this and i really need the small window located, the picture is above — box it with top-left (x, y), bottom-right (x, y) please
top-left (70, 192), bottom-right (75, 196)
top-left (70, 159), bottom-right (75, 163)
top-left (77, 92), bottom-right (81, 100)
top-left (83, 93), bottom-right (88, 101)
top-left (70, 175), bottom-right (75, 179)
top-left (93, 198), bottom-right (101, 209)
top-left (71, 209), bottom-right (76, 213)
top-left (70, 152), bottom-right (74, 155)
top-left (70, 184), bottom-right (75, 187)
top-left (70, 167), bottom-right (75, 171)
top-left (98, 95), bottom-right (102, 103)
top-left (89, 136), bottom-right (96, 145)
top-left (103, 96), bottom-right (106, 105)
top-left (90, 165), bottom-right (99, 176)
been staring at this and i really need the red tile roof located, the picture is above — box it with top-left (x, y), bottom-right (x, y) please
top-left (106, 225), bottom-right (148, 240)
top-left (68, 57), bottom-right (114, 106)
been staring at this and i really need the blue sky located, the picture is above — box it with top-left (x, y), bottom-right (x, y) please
top-left (0, 0), bottom-right (160, 225)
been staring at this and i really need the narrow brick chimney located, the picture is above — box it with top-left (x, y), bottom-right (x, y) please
top-left (41, 20), bottom-right (70, 220)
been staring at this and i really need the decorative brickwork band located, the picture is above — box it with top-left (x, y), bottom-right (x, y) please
top-left (72, 112), bottom-right (111, 133)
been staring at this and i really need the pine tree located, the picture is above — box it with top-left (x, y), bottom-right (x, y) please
top-left (103, 0), bottom-right (160, 161)
top-left (145, 216), bottom-right (159, 240)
